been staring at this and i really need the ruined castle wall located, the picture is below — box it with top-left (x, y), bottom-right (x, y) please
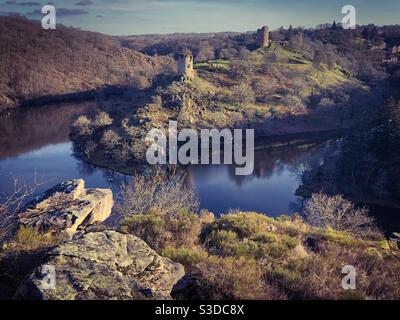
top-left (257, 26), bottom-right (269, 48)
top-left (177, 54), bottom-right (194, 80)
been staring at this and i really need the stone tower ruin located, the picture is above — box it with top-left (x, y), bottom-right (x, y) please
top-left (177, 53), bottom-right (194, 80)
top-left (257, 26), bottom-right (269, 48)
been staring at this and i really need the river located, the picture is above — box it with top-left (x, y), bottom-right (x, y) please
top-left (1, 102), bottom-right (397, 232)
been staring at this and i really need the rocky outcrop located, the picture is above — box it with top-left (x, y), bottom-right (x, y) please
top-left (16, 230), bottom-right (185, 300)
top-left (12, 179), bottom-right (185, 300)
top-left (17, 179), bottom-right (113, 238)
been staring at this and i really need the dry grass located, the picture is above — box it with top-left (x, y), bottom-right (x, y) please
top-left (114, 173), bottom-right (400, 299)
top-left (0, 175), bottom-right (37, 243)
top-left (196, 256), bottom-right (266, 300)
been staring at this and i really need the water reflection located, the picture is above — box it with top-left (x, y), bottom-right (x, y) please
top-left (187, 134), bottom-right (337, 216)
top-left (0, 102), bottom-right (341, 220)
top-left (0, 102), bottom-right (94, 161)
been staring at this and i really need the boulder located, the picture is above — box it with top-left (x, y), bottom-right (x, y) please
top-left (16, 230), bottom-right (185, 300)
top-left (171, 273), bottom-right (203, 300)
top-left (17, 179), bottom-right (113, 238)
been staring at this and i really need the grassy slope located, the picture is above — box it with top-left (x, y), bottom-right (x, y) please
top-left (68, 39), bottom-right (370, 172)
top-left (177, 43), bottom-right (360, 135)
top-left (121, 208), bottom-right (400, 300)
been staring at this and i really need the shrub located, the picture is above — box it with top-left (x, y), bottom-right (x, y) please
top-left (252, 79), bottom-right (275, 104)
top-left (120, 213), bottom-right (169, 250)
top-left (250, 232), bottom-right (278, 243)
top-left (280, 224), bottom-right (302, 237)
top-left (0, 176), bottom-right (36, 243)
top-left (120, 207), bottom-right (202, 251)
top-left (271, 265), bottom-right (302, 289)
top-left (93, 111), bottom-right (113, 128)
top-left (161, 245), bottom-right (208, 272)
top-left (265, 233), bottom-right (400, 300)
top-left (260, 242), bottom-right (291, 259)
top-left (281, 234), bottom-right (299, 249)
top-left (305, 228), bottom-right (367, 248)
top-left (204, 230), bottom-right (238, 249)
top-left (6, 225), bottom-right (64, 253)
top-left (196, 256), bottom-right (265, 300)
top-left (101, 129), bottom-right (121, 150)
top-left (71, 115), bottom-right (92, 136)
top-left (200, 211), bottom-right (276, 241)
top-left (115, 166), bottom-right (198, 218)
top-left (203, 222), bottom-right (297, 260)
top-left (230, 82), bottom-right (255, 106)
top-left (303, 193), bottom-right (378, 237)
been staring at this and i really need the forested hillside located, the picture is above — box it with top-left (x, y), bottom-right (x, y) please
top-left (71, 26), bottom-right (391, 173)
top-left (0, 16), bottom-right (175, 110)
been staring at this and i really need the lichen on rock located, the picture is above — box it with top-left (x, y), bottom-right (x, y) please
top-left (17, 179), bottom-right (113, 238)
top-left (16, 230), bottom-right (185, 300)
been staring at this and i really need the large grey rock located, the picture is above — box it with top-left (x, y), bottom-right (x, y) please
top-left (16, 230), bottom-right (185, 300)
top-left (17, 179), bottom-right (113, 238)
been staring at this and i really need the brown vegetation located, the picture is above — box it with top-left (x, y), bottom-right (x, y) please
top-left (113, 168), bottom-right (400, 300)
top-left (0, 16), bottom-right (175, 109)
top-left (304, 192), bottom-right (378, 237)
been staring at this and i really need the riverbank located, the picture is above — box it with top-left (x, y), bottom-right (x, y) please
top-left (73, 127), bottom-right (346, 176)
top-left (2, 178), bottom-right (399, 300)
top-left (0, 101), bottom-right (344, 220)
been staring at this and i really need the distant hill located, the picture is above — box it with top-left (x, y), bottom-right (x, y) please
top-left (0, 16), bottom-right (175, 110)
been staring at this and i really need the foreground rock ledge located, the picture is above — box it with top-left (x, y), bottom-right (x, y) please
top-left (18, 179), bottom-right (113, 238)
top-left (16, 230), bottom-right (185, 300)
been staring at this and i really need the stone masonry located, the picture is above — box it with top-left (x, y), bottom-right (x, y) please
top-left (257, 26), bottom-right (269, 48)
top-left (177, 53), bottom-right (194, 80)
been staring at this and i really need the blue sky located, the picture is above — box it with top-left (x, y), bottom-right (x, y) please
top-left (1, 0), bottom-right (399, 35)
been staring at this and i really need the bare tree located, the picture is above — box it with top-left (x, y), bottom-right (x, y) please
top-left (71, 115), bottom-right (93, 136)
top-left (303, 192), bottom-right (377, 236)
top-left (313, 50), bottom-right (326, 79)
top-left (115, 166), bottom-right (198, 218)
top-left (196, 41), bottom-right (215, 62)
top-left (231, 82), bottom-right (255, 107)
top-left (117, 141), bottom-right (130, 165)
top-left (0, 175), bottom-right (36, 242)
top-left (101, 129), bottom-right (121, 151)
top-left (93, 111), bottom-right (113, 128)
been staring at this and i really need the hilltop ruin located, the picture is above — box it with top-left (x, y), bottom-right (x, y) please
top-left (177, 53), bottom-right (194, 80)
top-left (257, 26), bottom-right (269, 48)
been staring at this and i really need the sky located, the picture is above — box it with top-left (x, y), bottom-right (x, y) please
top-left (1, 0), bottom-right (399, 35)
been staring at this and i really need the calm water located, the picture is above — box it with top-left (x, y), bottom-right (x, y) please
top-left (0, 102), bottom-right (347, 222)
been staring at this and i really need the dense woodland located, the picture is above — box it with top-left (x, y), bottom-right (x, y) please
top-left (299, 97), bottom-right (400, 206)
top-left (0, 16), bottom-right (174, 109)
